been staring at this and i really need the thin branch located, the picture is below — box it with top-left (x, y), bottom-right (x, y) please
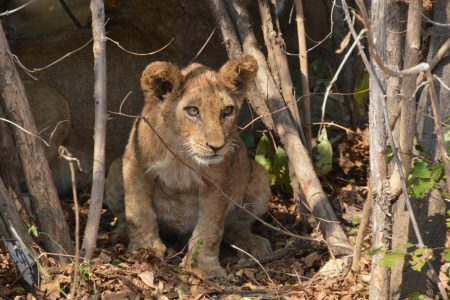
top-left (0, 0), bottom-right (35, 17)
top-left (417, 38), bottom-right (450, 85)
top-left (425, 71), bottom-right (450, 194)
top-left (319, 29), bottom-right (366, 134)
top-left (231, 244), bottom-right (277, 289)
top-left (9, 39), bottom-right (93, 75)
top-left (105, 37), bottom-right (174, 56)
top-left (422, 13), bottom-right (450, 27)
top-left (190, 28), bottom-right (216, 63)
top-left (434, 74), bottom-right (450, 92)
top-left (59, 147), bottom-right (81, 300)
top-left (0, 117), bottom-right (50, 147)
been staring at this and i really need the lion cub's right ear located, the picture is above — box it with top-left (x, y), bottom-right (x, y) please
top-left (141, 62), bottom-right (183, 102)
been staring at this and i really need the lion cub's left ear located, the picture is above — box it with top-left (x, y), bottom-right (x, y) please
top-left (220, 55), bottom-right (258, 94)
top-left (141, 62), bottom-right (183, 103)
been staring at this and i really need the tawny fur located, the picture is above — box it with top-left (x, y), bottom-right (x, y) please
top-left (106, 56), bottom-right (272, 278)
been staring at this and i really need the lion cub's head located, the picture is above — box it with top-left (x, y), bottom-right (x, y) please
top-left (140, 56), bottom-right (258, 165)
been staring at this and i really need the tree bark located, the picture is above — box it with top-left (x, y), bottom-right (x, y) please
top-left (218, 0), bottom-right (352, 256)
top-left (0, 177), bottom-right (37, 287)
top-left (0, 23), bottom-right (71, 256)
top-left (257, 0), bottom-right (304, 142)
top-left (81, 0), bottom-right (108, 259)
top-left (294, 0), bottom-right (312, 155)
top-left (368, 0), bottom-right (390, 298)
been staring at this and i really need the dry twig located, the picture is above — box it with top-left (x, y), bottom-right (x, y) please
top-left (59, 146), bottom-right (81, 300)
top-left (0, 0), bottom-right (35, 17)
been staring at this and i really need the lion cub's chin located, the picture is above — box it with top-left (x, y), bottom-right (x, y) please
top-left (192, 154), bottom-right (225, 166)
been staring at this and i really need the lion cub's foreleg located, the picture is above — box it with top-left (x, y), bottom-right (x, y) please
top-left (182, 188), bottom-right (231, 278)
top-left (122, 154), bottom-right (166, 258)
top-left (224, 160), bottom-right (272, 257)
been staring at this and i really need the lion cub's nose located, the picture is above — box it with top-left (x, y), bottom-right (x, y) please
top-left (206, 142), bottom-right (225, 153)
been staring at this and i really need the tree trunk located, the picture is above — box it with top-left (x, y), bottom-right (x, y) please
top-left (368, 0), bottom-right (390, 298)
top-left (81, 0), bottom-right (108, 259)
top-left (0, 23), bottom-right (71, 256)
top-left (395, 0), bottom-right (450, 297)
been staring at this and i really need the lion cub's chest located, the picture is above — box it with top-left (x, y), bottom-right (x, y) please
top-left (145, 156), bottom-right (205, 233)
top-left (145, 156), bottom-right (204, 190)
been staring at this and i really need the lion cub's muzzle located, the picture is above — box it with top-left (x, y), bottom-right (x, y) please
top-left (186, 140), bottom-right (235, 165)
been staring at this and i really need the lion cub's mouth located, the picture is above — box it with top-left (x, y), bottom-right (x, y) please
top-left (192, 154), bottom-right (224, 165)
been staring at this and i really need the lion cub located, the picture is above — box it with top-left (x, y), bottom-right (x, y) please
top-left (110, 56), bottom-right (272, 278)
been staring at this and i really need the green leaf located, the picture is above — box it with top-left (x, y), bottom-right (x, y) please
top-left (381, 252), bottom-right (405, 267)
top-left (410, 248), bottom-right (431, 272)
top-left (28, 224), bottom-right (39, 238)
top-left (430, 162), bottom-right (444, 182)
top-left (443, 248), bottom-right (450, 262)
top-left (408, 292), bottom-right (433, 300)
top-left (352, 214), bottom-right (361, 226)
top-left (315, 127), bottom-right (333, 176)
top-left (409, 179), bottom-right (435, 199)
top-left (255, 133), bottom-right (272, 172)
top-left (369, 247), bottom-right (385, 256)
top-left (410, 160), bottom-right (431, 179)
top-left (255, 133), bottom-right (270, 157)
top-left (353, 73), bottom-right (369, 115)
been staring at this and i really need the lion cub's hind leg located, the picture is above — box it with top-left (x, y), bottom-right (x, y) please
top-left (224, 160), bottom-right (272, 258)
top-left (104, 157), bottom-right (128, 243)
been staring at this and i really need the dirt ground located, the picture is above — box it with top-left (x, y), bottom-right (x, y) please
top-left (0, 129), bottom-right (371, 299)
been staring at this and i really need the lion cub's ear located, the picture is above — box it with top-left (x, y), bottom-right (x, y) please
top-left (220, 55), bottom-right (258, 93)
top-left (141, 62), bottom-right (182, 102)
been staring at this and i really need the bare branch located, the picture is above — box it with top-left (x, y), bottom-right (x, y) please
top-left (190, 28), bottom-right (216, 62)
top-left (59, 146), bottom-right (81, 300)
top-left (105, 37), bottom-right (174, 56)
top-left (9, 39), bottom-right (93, 75)
top-left (0, 0), bottom-right (35, 17)
top-left (319, 29), bottom-right (366, 133)
top-left (422, 13), bottom-right (450, 27)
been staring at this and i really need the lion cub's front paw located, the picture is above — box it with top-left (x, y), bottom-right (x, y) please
top-left (194, 263), bottom-right (227, 279)
top-left (128, 237), bottom-right (167, 259)
top-left (182, 254), bottom-right (226, 279)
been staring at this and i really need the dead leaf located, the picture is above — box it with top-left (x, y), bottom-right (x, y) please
top-left (304, 252), bottom-right (321, 268)
top-left (138, 271), bottom-right (156, 288)
top-left (335, 31), bottom-right (352, 54)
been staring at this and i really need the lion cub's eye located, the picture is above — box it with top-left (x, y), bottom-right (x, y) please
top-left (184, 106), bottom-right (200, 117)
top-left (222, 106), bottom-right (234, 117)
